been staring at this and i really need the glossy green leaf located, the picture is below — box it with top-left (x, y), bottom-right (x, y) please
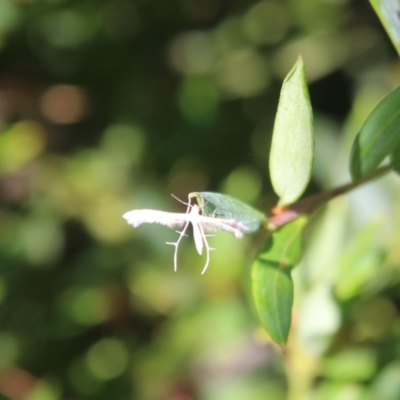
top-left (350, 86), bottom-right (400, 180)
top-left (189, 191), bottom-right (267, 233)
top-left (370, 0), bottom-right (400, 56)
top-left (269, 55), bottom-right (314, 207)
top-left (251, 217), bottom-right (307, 346)
top-left (391, 140), bottom-right (400, 174)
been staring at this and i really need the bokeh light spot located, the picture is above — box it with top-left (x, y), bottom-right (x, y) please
top-left (83, 194), bottom-right (130, 243)
top-left (40, 84), bottom-right (89, 124)
top-left (217, 49), bottom-right (270, 98)
top-left (24, 379), bottom-right (61, 400)
top-left (177, 76), bottom-right (219, 125)
top-left (86, 338), bottom-right (129, 380)
top-left (64, 287), bottom-right (111, 326)
top-left (128, 265), bottom-right (196, 313)
top-left (243, 1), bottom-right (291, 45)
top-left (0, 0), bottom-right (21, 34)
top-left (169, 31), bottom-right (216, 74)
top-left (101, 123), bottom-right (146, 167)
top-left (39, 10), bottom-right (96, 49)
top-left (215, 17), bottom-right (248, 53)
top-left (353, 297), bottom-right (398, 341)
top-left (291, 0), bottom-right (346, 32)
top-left (168, 156), bottom-right (209, 197)
top-left (272, 34), bottom-right (348, 82)
top-left (322, 348), bottom-right (377, 382)
top-left (0, 121), bottom-right (45, 174)
top-left (221, 166), bottom-right (262, 204)
top-left (0, 333), bottom-right (19, 368)
top-left (20, 215), bottom-right (63, 267)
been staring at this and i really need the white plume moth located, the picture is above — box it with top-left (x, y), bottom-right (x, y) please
top-left (122, 196), bottom-right (248, 274)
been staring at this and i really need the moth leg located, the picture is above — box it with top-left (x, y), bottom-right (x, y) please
top-left (198, 225), bottom-right (214, 275)
top-left (166, 220), bottom-right (190, 272)
top-left (211, 208), bottom-right (219, 218)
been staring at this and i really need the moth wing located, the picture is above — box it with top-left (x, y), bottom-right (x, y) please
top-left (123, 209), bottom-right (188, 229)
top-left (199, 216), bottom-right (249, 238)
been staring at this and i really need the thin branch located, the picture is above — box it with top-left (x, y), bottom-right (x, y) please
top-left (268, 165), bottom-right (392, 229)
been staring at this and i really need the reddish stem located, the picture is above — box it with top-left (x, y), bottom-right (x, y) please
top-left (268, 165), bottom-right (392, 229)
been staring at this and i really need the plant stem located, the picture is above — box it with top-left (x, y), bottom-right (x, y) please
top-left (268, 165), bottom-right (392, 229)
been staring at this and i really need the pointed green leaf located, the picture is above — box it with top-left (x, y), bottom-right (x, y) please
top-left (350, 86), bottom-right (400, 180)
top-left (370, 0), bottom-right (400, 56)
top-left (189, 191), bottom-right (267, 233)
top-left (269, 55), bottom-right (314, 207)
top-left (251, 217), bottom-right (307, 346)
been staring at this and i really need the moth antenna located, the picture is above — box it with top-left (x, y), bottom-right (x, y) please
top-left (171, 193), bottom-right (193, 214)
top-left (171, 193), bottom-right (191, 207)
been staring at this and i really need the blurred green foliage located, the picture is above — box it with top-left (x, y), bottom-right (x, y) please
top-left (0, 0), bottom-right (399, 400)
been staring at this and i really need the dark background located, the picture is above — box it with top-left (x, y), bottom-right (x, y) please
top-left (0, 1), bottom-right (399, 399)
